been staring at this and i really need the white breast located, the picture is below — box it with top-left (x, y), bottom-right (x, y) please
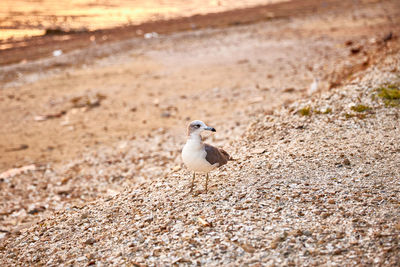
top-left (182, 139), bottom-right (216, 173)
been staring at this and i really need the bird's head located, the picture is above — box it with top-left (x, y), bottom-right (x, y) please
top-left (187, 120), bottom-right (216, 136)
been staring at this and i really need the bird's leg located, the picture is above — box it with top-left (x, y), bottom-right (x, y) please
top-left (190, 172), bottom-right (195, 193)
top-left (205, 173), bottom-right (209, 193)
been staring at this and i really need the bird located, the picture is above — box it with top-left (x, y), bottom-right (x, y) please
top-left (182, 120), bottom-right (232, 193)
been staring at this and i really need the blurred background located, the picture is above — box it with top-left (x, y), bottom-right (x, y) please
top-left (0, 0), bottom-right (285, 42)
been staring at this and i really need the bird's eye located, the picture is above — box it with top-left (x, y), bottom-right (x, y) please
top-left (194, 124), bottom-right (200, 128)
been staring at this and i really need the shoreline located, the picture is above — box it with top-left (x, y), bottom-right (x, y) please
top-left (0, 0), bottom-right (377, 66)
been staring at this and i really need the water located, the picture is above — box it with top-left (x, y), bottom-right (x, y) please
top-left (0, 0), bottom-right (287, 41)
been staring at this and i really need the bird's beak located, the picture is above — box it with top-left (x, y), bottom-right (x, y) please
top-left (204, 126), bottom-right (216, 132)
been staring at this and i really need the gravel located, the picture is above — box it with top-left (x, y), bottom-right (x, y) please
top-left (1, 50), bottom-right (399, 266)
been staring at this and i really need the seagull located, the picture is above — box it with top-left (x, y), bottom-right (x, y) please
top-left (182, 120), bottom-right (232, 193)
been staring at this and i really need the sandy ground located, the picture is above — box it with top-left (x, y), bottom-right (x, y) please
top-left (0, 0), bottom-right (399, 265)
top-left (1, 0), bottom-right (398, 173)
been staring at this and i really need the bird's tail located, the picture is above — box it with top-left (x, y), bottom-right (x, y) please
top-left (219, 148), bottom-right (236, 161)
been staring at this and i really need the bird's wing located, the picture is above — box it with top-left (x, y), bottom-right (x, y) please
top-left (204, 143), bottom-right (229, 166)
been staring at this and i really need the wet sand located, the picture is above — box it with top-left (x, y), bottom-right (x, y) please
top-left (0, 0), bottom-right (287, 42)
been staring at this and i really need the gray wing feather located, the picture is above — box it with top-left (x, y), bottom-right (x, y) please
top-left (204, 143), bottom-right (229, 166)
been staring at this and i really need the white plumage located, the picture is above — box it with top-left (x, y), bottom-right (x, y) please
top-left (182, 135), bottom-right (218, 173)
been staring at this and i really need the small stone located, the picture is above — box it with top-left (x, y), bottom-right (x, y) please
top-left (161, 112), bottom-right (171, 118)
top-left (290, 229), bottom-right (303, 237)
top-left (270, 241), bottom-right (278, 249)
top-left (172, 166), bottom-right (181, 172)
top-left (350, 46), bottom-right (362, 54)
top-left (56, 185), bottom-right (73, 195)
top-left (240, 243), bottom-right (256, 253)
top-left (303, 230), bottom-right (312, 236)
top-left (84, 238), bottom-right (96, 245)
top-left (321, 212), bottom-right (332, 219)
top-left (197, 217), bottom-right (211, 227)
top-left (77, 256), bottom-right (87, 262)
top-left (28, 206), bottom-right (46, 215)
top-left (251, 148), bottom-right (266, 154)
top-left (144, 216), bottom-right (153, 223)
top-left (333, 249), bottom-right (343, 255)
